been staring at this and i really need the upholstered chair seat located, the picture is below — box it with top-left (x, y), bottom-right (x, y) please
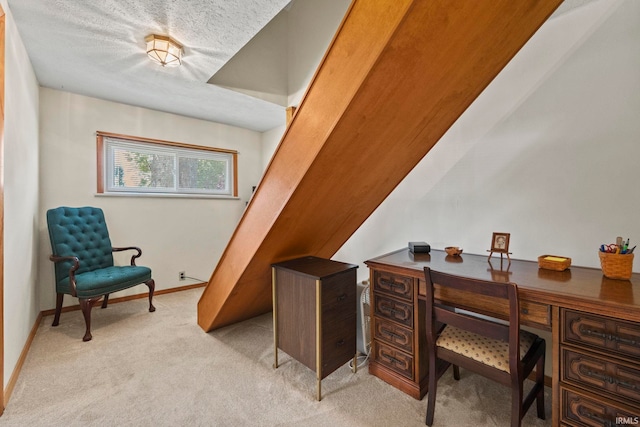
top-left (436, 325), bottom-right (538, 373)
top-left (58, 266), bottom-right (152, 299)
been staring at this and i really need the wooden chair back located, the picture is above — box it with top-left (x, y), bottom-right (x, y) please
top-left (424, 267), bottom-right (522, 379)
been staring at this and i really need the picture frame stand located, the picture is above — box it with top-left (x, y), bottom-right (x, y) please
top-left (487, 232), bottom-right (511, 264)
top-left (487, 250), bottom-right (512, 263)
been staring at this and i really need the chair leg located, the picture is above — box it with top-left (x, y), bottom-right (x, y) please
top-left (425, 356), bottom-right (438, 425)
top-left (101, 294), bottom-right (110, 309)
top-left (79, 298), bottom-right (94, 342)
top-left (452, 364), bottom-right (460, 381)
top-left (145, 279), bottom-right (156, 312)
top-left (536, 347), bottom-right (546, 419)
top-left (511, 384), bottom-right (524, 427)
top-left (52, 293), bottom-right (64, 326)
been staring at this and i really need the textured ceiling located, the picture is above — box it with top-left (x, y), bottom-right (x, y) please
top-left (8, 0), bottom-right (597, 133)
top-left (7, 0), bottom-right (292, 132)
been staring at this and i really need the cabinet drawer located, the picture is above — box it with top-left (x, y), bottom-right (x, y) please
top-left (561, 385), bottom-right (640, 427)
top-left (373, 271), bottom-right (413, 302)
top-left (373, 340), bottom-right (413, 380)
top-left (321, 273), bottom-right (356, 319)
top-left (373, 317), bottom-right (413, 353)
top-left (374, 294), bottom-right (413, 328)
top-left (322, 314), bottom-right (356, 378)
top-left (563, 309), bottom-right (640, 359)
top-left (562, 347), bottom-right (640, 404)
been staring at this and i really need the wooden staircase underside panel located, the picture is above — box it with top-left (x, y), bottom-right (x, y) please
top-left (198, 0), bottom-right (563, 332)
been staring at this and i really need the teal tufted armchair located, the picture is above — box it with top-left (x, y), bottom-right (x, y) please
top-left (47, 206), bottom-right (155, 341)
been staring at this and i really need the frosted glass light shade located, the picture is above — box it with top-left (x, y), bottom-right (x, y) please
top-left (145, 34), bottom-right (183, 67)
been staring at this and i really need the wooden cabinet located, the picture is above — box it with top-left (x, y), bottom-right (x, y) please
top-left (272, 256), bottom-right (358, 400)
top-left (560, 308), bottom-right (640, 426)
top-left (368, 268), bottom-right (428, 399)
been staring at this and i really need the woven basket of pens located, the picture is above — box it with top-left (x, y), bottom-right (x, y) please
top-left (598, 252), bottom-right (634, 280)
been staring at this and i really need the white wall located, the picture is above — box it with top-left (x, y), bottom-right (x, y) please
top-left (38, 89), bottom-right (264, 311)
top-left (334, 0), bottom-right (640, 276)
top-left (261, 124), bottom-right (286, 171)
top-left (2, 0), bottom-right (41, 389)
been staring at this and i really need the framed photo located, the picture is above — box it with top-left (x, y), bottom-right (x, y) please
top-left (491, 232), bottom-right (510, 253)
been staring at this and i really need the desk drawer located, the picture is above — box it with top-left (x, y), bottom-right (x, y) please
top-left (373, 317), bottom-right (413, 353)
top-left (560, 385), bottom-right (639, 427)
top-left (373, 271), bottom-right (413, 302)
top-left (563, 309), bottom-right (640, 359)
top-left (374, 294), bottom-right (413, 328)
top-left (562, 347), bottom-right (640, 404)
top-left (373, 340), bottom-right (413, 380)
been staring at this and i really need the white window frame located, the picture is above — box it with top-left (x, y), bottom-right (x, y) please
top-left (97, 131), bottom-right (238, 198)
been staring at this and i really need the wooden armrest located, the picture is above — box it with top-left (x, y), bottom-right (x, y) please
top-left (112, 246), bottom-right (143, 266)
top-left (49, 255), bottom-right (80, 297)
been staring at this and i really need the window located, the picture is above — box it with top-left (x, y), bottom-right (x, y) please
top-left (97, 132), bottom-right (238, 197)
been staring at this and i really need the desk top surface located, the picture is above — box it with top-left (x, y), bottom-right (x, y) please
top-left (366, 248), bottom-right (640, 322)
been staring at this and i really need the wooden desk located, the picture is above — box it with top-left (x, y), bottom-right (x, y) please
top-left (366, 248), bottom-right (640, 426)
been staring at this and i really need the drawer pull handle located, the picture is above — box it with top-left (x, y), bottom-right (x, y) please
top-left (521, 308), bottom-right (529, 314)
top-left (579, 327), bottom-right (639, 347)
top-left (337, 294), bottom-right (346, 302)
top-left (382, 352), bottom-right (403, 366)
top-left (579, 407), bottom-right (614, 427)
top-left (336, 339), bottom-right (345, 347)
top-left (381, 305), bottom-right (408, 320)
top-left (381, 328), bottom-right (403, 340)
top-left (380, 279), bottom-right (404, 291)
top-left (580, 367), bottom-right (638, 390)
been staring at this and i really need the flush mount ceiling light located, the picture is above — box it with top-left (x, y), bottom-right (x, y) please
top-left (145, 34), bottom-right (183, 67)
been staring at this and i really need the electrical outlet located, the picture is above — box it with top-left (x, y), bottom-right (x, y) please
top-left (179, 271), bottom-right (186, 280)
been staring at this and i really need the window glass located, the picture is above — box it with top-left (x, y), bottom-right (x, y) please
top-left (97, 132), bottom-right (237, 197)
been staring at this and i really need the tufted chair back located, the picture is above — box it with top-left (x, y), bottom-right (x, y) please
top-left (47, 206), bottom-right (114, 284)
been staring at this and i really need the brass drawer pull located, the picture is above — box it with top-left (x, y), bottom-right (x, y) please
top-left (382, 352), bottom-right (403, 366)
top-left (381, 305), bottom-right (408, 320)
top-left (380, 279), bottom-right (405, 291)
top-left (579, 408), bottom-right (614, 427)
top-left (579, 327), bottom-right (639, 347)
top-left (579, 366), bottom-right (638, 390)
top-left (381, 327), bottom-right (403, 340)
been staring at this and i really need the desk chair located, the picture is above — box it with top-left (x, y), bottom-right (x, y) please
top-left (423, 267), bottom-right (545, 427)
top-left (47, 206), bottom-right (156, 341)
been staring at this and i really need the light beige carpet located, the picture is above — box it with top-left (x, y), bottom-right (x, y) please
top-left (1, 288), bottom-right (551, 426)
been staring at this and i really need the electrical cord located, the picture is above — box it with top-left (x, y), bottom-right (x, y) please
top-left (182, 275), bottom-right (207, 283)
top-left (349, 349), bottom-right (371, 370)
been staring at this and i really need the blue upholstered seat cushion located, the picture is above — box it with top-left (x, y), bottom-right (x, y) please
top-left (58, 266), bottom-right (152, 299)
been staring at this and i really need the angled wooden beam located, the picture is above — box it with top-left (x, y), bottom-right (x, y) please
top-left (198, 0), bottom-right (563, 332)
